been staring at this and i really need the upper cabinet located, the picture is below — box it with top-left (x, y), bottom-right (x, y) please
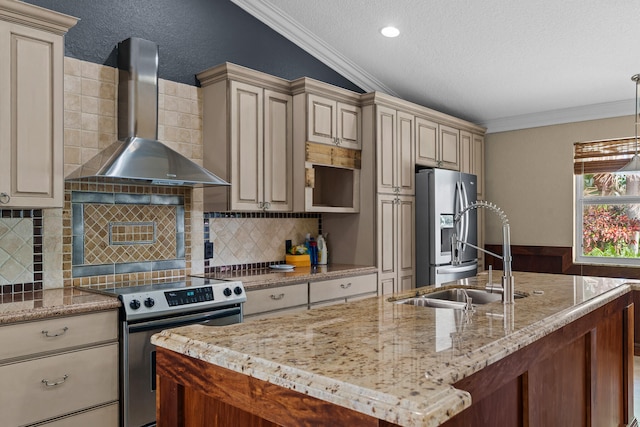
top-left (376, 106), bottom-right (415, 195)
top-left (198, 65), bottom-right (293, 212)
top-left (415, 117), bottom-right (460, 170)
top-left (292, 78), bottom-right (363, 213)
top-left (307, 93), bottom-right (361, 150)
top-left (0, 1), bottom-right (77, 208)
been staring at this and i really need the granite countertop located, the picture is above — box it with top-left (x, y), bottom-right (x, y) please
top-left (196, 263), bottom-right (378, 290)
top-left (152, 271), bottom-right (638, 426)
top-left (0, 287), bottom-right (120, 325)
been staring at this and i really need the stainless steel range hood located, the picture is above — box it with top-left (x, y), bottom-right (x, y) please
top-left (66, 38), bottom-right (229, 187)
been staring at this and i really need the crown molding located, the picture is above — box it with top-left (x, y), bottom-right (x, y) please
top-left (481, 99), bottom-right (634, 134)
top-left (0, 0), bottom-right (78, 35)
top-left (231, 0), bottom-right (397, 96)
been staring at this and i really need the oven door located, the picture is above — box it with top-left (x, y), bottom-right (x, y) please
top-left (122, 305), bottom-right (242, 427)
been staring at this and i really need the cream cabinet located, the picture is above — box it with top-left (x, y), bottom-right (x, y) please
top-left (309, 273), bottom-right (377, 306)
top-left (307, 93), bottom-right (361, 149)
top-left (200, 71), bottom-right (292, 212)
top-left (0, 1), bottom-right (76, 208)
top-left (460, 132), bottom-right (485, 198)
top-left (376, 106), bottom-right (415, 196)
top-left (244, 282), bottom-right (308, 320)
top-left (377, 194), bottom-right (415, 295)
top-left (292, 80), bottom-right (363, 213)
top-left (0, 309), bottom-right (119, 427)
top-left (460, 131), bottom-right (486, 271)
top-left (415, 117), bottom-right (460, 171)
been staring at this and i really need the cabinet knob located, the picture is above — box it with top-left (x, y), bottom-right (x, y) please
top-left (340, 282), bottom-right (352, 289)
top-left (0, 192), bottom-right (9, 204)
top-left (270, 293), bottom-right (285, 300)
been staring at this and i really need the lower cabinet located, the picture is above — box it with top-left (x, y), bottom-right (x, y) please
top-left (244, 273), bottom-right (378, 319)
top-left (244, 282), bottom-right (308, 320)
top-left (309, 273), bottom-right (377, 307)
top-left (40, 403), bottom-right (119, 427)
top-left (0, 310), bottom-right (119, 427)
top-left (377, 194), bottom-right (415, 295)
top-left (442, 294), bottom-right (635, 427)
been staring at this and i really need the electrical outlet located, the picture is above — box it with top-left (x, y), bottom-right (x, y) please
top-left (204, 241), bottom-right (214, 259)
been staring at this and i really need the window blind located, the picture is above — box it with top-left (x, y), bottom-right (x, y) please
top-left (573, 137), bottom-right (637, 174)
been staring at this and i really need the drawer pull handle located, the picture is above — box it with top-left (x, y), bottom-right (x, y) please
top-left (42, 326), bottom-right (68, 338)
top-left (270, 293), bottom-right (285, 300)
top-left (41, 374), bottom-right (68, 387)
top-left (0, 192), bottom-right (9, 204)
top-left (340, 283), bottom-right (352, 289)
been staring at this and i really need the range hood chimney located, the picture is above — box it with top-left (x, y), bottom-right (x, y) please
top-left (66, 38), bottom-right (229, 187)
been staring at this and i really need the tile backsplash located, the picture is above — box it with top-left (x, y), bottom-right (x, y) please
top-left (205, 213), bottom-right (320, 269)
top-left (0, 210), bottom-right (43, 303)
top-left (1, 58), bottom-right (320, 296)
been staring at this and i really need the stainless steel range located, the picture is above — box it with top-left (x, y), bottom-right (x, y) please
top-left (92, 276), bottom-right (246, 427)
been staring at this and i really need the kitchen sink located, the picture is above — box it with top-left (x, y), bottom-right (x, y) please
top-left (397, 287), bottom-right (526, 309)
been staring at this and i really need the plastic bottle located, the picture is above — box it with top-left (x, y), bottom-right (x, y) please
top-left (309, 239), bottom-right (318, 265)
top-left (317, 234), bottom-right (327, 265)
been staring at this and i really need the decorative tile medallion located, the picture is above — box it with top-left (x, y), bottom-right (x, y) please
top-left (71, 191), bottom-right (185, 278)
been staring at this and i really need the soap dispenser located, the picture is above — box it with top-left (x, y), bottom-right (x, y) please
top-left (317, 234), bottom-right (327, 265)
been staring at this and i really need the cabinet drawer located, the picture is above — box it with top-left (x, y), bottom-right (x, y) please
top-left (0, 310), bottom-right (118, 362)
top-left (1, 343), bottom-right (118, 427)
top-left (41, 403), bottom-right (119, 427)
top-left (310, 274), bottom-right (377, 303)
top-left (244, 283), bottom-right (308, 316)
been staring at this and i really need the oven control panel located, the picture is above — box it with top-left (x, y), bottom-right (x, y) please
top-left (165, 286), bottom-right (214, 306)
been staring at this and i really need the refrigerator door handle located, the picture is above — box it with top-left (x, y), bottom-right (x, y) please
top-left (461, 181), bottom-right (470, 245)
top-left (455, 181), bottom-right (466, 251)
top-left (436, 261), bottom-right (478, 274)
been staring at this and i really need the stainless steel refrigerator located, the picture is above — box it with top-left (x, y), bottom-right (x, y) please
top-left (415, 168), bottom-right (478, 286)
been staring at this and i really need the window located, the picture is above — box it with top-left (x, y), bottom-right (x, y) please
top-left (574, 138), bottom-right (640, 265)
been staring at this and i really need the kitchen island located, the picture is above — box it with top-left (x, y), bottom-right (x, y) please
top-left (151, 271), bottom-right (637, 426)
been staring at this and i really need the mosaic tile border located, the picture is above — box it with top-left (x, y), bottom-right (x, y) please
top-left (0, 209), bottom-right (43, 303)
top-left (71, 191), bottom-right (185, 278)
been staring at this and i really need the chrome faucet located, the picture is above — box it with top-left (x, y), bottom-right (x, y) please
top-left (451, 201), bottom-right (515, 304)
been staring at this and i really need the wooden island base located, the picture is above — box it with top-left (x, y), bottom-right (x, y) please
top-left (156, 347), bottom-right (399, 427)
top-left (156, 293), bottom-right (637, 427)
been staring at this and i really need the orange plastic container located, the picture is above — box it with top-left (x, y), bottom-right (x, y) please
top-left (285, 254), bottom-right (311, 267)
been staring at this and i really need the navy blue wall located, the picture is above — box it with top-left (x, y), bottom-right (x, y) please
top-left (25, 0), bottom-right (362, 91)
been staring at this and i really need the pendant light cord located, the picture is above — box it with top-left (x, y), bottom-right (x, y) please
top-left (634, 74), bottom-right (640, 158)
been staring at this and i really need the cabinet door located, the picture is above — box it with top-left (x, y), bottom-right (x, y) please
top-left (439, 124), bottom-right (460, 170)
top-left (377, 194), bottom-right (397, 291)
top-left (396, 111), bottom-right (415, 195)
top-left (307, 93), bottom-right (337, 145)
top-left (459, 130), bottom-right (473, 174)
top-left (264, 90), bottom-right (292, 211)
top-left (415, 117), bottom-right (439, 167)
top-left (397, 195), bottom-right (415, 292)
top-left (376, 106), bottom-right (397, 193)
top-left (230, 81), bottom-right (264, 210)
top-left (473, 133), bottom-right (485, 199)
top-left (0, 21), bottom-right (64, 208)
top-left (336, 102), bottom-right (361, 149)
top-left (477, 208), bottom-right (485, 272)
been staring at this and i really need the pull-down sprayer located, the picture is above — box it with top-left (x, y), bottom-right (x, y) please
top-left (451, 201), bottom-right (515, 304)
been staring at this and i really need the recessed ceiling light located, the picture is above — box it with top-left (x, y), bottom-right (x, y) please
top-left (380, 26), bottom-right (400, 38)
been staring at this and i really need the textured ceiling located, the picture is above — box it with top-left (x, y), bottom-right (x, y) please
top-left (233, 0), bottom-right (640, 133)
